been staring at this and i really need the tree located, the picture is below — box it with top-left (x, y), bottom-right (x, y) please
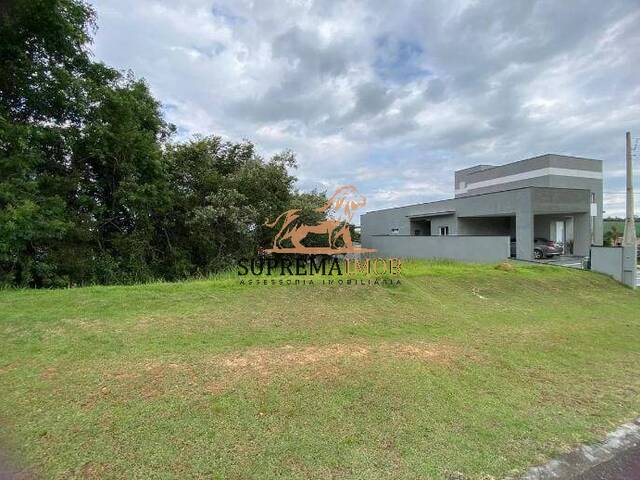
top-left (159, 137), bottom-right (300, 278)
top-left (0, 0), bottom-right (311, 287)
top-left (0, 0), bottom-right (98, 286)
top-left (71, 76), bottom-right (173, 283)
top-left (604, 224), bottom-right (621, 247)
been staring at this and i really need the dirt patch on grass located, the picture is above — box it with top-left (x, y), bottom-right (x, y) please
top-left (495, 262), bottom-right (515, 272)
top-left (220, 343), bottom-right (369, 370)
top-left (85, 342), bottom-right (471, 405)
top-left (216, 342), bottom-right (465, 376)
top-left (77, 462), bottom-right (110, 479)
top-left (0, 362), bottom-right (17, 375)
top-left (201, 342), bottom-right (467, 398)
top-left (40, 366), bottom-right (58, 380)
top-left (378, 342), bottom-right (463, 364)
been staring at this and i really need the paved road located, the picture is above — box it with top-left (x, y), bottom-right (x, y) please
top-left (534, 255), bottom-right (585, 269)
top-left (576, 443), bottom-right (640, 480)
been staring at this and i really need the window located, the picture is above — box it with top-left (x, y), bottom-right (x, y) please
top-left (439, 226), bottom-right (449, 236)
top-left (391, 228), bottom-right (399, 235)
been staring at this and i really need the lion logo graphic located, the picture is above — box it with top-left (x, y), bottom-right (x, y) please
top-left (264, 185), bottom-right (376, 254)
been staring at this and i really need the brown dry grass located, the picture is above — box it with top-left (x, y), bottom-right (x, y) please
top-left (81, 342), bottom-right (469, 407)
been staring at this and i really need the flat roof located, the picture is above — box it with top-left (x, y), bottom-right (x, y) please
top-left (407, 210), bottom-right (456, 218)
top-left (363, 184), bottom-right (593, 215)
top-left (456, 153), bottom-right (602, 177)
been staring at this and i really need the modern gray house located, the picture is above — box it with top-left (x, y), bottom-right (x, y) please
top-left (361, 154), bottom-right (603, 261)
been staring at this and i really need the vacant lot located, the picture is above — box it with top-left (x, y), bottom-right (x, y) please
top-left (1, 261), bottom-right (639, 479)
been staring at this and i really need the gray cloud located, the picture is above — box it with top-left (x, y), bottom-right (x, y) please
top-left (91, 0), bottom-right (640, 216)
top-left (423, 78), bottom-right (446, 103)
top-left (271, 26), bottom-right (352, 77)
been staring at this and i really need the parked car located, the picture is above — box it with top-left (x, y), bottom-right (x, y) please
top-left (510, 238), bottom-right (563, 259)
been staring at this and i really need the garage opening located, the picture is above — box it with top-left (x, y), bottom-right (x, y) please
top-left (456, 215), bottom-right (515, 256)
top-left (410, 219), bottom-right (431, 236)
top-left (457, 216), bottom-right (514, 236)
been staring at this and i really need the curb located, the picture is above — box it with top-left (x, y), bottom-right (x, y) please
top-left (514, 418), bottom-right (640, 479)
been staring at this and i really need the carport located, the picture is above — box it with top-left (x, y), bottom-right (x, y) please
top-left (512, 211), bottom-right (591, 261)
top-left (534, 214), bottom-right (575, 254)
top-left (506, 189), bottom-right (594, 261)
top-left (453, 187), bottom-right (594, 261)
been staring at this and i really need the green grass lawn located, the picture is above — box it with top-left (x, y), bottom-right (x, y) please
top-left (1, 261), bottom-right (640, 479)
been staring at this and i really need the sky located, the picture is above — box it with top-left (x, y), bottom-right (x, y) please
top-left (90, 0), bottom-right (640, 218)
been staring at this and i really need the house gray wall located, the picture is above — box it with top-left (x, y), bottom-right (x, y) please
top-left (362, 154), bottom-right (603, 262)
top-left (366, 235), bottom-right (510, 263)
top-left (455, 154), bottom-right (602, 198)
top-left (454, 154), bottom-right (603, 244)
top-left (362, 187), bottom-right (598, 261)
top-left (361, 202), bottom-right (457, 237)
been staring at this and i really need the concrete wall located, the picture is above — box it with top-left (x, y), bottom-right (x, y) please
top-left (591, 246), bottom-right (638, 288)
top-left (621, 246), bottom-right (638, 288)
top-left (573, 213), bottom-right (592, 256)
top-left (591, 247), bottom-right (623, 282)
top-left (365, 235), bottom-right (510, 263)
top-left (533, 215), bottom-right (551, 240)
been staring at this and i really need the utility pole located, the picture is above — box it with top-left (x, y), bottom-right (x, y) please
top-left (622, 131), bottom-right (637, 246)
top-left (622, 131), bottom-right (637, 289)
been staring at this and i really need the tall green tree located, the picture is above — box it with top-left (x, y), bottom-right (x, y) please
top-left (160, 137), bottom-right (299, 278)
top-left (0, 0), bottom-right (98, 286)
top-left (0, 0), bottom-right (316, 287)
top-left (71, 77), bottom-right (173, 283)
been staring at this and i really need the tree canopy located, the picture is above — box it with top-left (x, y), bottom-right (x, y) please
top-left (0, 0), bottom-right (329, 287)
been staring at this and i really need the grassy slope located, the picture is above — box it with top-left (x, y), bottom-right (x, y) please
top-left (1, 261), bottom-right (639, 479)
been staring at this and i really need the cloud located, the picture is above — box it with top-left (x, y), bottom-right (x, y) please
top-left (91, 0), bottom-right (640, 217)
